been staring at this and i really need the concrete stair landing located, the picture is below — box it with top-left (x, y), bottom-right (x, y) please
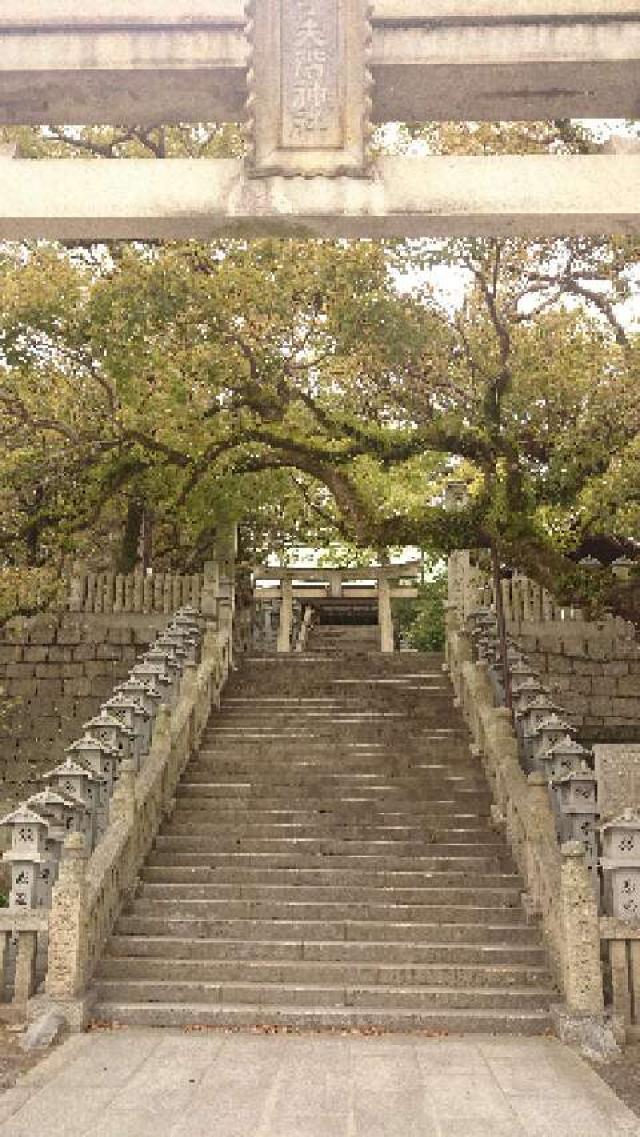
top-left (92, 631), bottom-right (556, 1032)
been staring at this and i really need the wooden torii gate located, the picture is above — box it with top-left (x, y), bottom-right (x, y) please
top-left (0, 1), bottom-right (638, 237)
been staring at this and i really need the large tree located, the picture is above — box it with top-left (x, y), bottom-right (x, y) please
top-left (0, 121), bottom-right (638, 619)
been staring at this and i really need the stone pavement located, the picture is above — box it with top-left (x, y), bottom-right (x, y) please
top-left (0, 1030), bottom-right (639, 1137)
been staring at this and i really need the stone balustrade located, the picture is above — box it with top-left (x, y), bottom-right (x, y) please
top-left (446, 608), bottom-right (607, 1043)
top-left (446, 548), bottom-right (640, 1046)
top-left (44, 625), bottom-right (231, 1023)
top-left (0, 599), bottom-right (236, 1017)
top-left (448, 550), bottom-right (640, 743)
top-left (600, 918), bottom-right (640, 1042)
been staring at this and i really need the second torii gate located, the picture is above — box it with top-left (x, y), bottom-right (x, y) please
top-left (255, 563), bottom-right (421, 654)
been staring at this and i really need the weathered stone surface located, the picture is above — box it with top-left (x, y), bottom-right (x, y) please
top-left (18, 1009), bottom-right (65, 1052)
top-left (595, 745), bottom-right (640, 820)
top-left (0, 1), bottom-right (637, 128)
top-left (0, 1031), bottom-right (637, 1137)
top-left (249, 0), bottom-right (371, 178)
top-left (0, 156), bottom-right (638, 240)
top-left (0, 612), bottom-right (163, 816)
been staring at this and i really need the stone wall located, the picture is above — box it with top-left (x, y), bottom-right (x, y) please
top-left (512, 623), bottom-right (640, 746)
top-left (0, 611), bottom-right (167, 818)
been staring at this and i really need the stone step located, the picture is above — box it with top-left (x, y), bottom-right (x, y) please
top-left (180, 776), bottom-right (488, 793)
top-left (90, 1001), bottom-right (552, 1034)
top-left (146, 851), bottom-right (512, 872)
top-left (153, 835), bottom-right (507, 857)
top-left (136, 883), bottom-right (523, 907)
top-left (116, 916), bottom-right (540, 943)
top-left (175, 786), bottom-right (492, 807)
top-left (105, 936), bottom-right (547, 965)
top-left (185, 764), bottom-right (484, 778)
top-left (91, 648), bottom-right (555, 1033)
top-left (170, 802), bottom-right (493, 820)
top-left (93, 978), bottom-right (553, 1011)
top-left (96, 956), bottom-right (551, 988)
top-left (129, 899), bottom-right (524, 922)
top-left (140, 866), bottom-right (519, 888)
top-left (162, 822), bottom-right (499, 842)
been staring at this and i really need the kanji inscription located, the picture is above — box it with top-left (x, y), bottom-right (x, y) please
top-left (247, 0), bottom-right (370, 178)
top-left (281, 0), bottom-right (342, 149)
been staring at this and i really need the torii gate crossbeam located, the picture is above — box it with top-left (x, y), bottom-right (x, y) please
top-left (0, 154), bottom-right (638, 240)
top-left (0, 1), bottom-right (638, 239)
top-left (1, 1), bottom-right (638, 124)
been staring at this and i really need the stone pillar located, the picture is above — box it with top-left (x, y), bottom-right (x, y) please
top-left (329, 571), bottom-right (342, 598)
top-left (378, 574), bottom-right (394, 654)
top-left (560, 840), bottom-right (605, 1014)
top-left (277, 575), bottom-right (293, 654)
top-left (46, 832), bottom-right (89, 1002)
top-left (13, 931), bottom-right (38, 1006)
top-left (110, 759), bottom-right (137, 828)
top-left (201, 559), bottom-right (220, 620)
top-left (67, 561), bottom-right (87, 613)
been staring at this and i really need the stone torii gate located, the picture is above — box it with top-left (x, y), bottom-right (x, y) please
top-left (255, 563), bottom-right (421, 653)
top-left (0, 1), bottom-right (638, 238)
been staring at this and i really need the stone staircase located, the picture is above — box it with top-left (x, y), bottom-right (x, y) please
top-left (92, 626), bottom-right (556, 1032)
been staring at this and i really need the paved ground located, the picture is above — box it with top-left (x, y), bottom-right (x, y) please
top-left (594, 1045), bottom-right (640, 1120)
top-left (0, 1029), bottom-right (639, 1137)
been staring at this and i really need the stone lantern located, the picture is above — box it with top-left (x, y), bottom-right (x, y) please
top-left (104, 694), bottom-right (150, 763)
top-left (552, 761), bottom-right (599, 885)
top-left (512, 677), bottom-right (547, 714)
top-left (0, 806), bottom-right (51, 908)
top-left (476, 634), bottom-right (499, 665)
top-left (600, 809), bottom-right (640, 920)
top-left (144, 644), bottom-right (182, 684)
top-left (514, 690), bottom-right (554, 770)
top-left (66, 734), bottom-right (118, 833)
top-left (83, 710), bottom-right (135, 767)
top-left (43, 757), bottom-right (101, 849)
top-left (579, 555), bottom-right (601, 568)
top-left (539, 733), bottom-right (589, 782)
top-left (157, 634), bottom-right (190, 669)
top-left (115, 676), bottom-right (162, 723)
top-left (131, 660), bottom-right (174, 704)
top-left (444, 480), bottom-right (469, 511)
top-left (27, 787), bottom-right (85, 842)
top-left (173, 605), bottom-right (201, 626)
top-left (531, 713), bottom-right (575, 770)
top-left (611, 556), bottom-right (636, 583)
top-left (516, 692), bottom-right (556, 734)
top-left (510, 659), bottom-right (540, 687)
top-left (24, 789), bottom-right (84, 897)
top-left (510, 667), bottom-right (543, 717)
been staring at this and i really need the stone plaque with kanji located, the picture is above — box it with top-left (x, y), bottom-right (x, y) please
top-left (247, 0), bottom-right (371, 178)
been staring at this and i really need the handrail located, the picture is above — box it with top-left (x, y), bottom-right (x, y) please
top-left (446, 612), bottom-right (605, 1020)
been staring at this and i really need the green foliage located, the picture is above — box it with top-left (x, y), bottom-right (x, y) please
top-left (0, 123), bottom-right (637, 621)
top-left (395, 567), bottom-right (448, 653)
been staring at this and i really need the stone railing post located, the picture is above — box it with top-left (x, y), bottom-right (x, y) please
top-left (201, 559), bottom-right (220, 620)
top-left (110, 759), bottom-right (137, 828)
top-left (46, 833), bottom-right (89, 1008)
top-left (524, 772), bottom-right (556, 917)
top-left (13, 931), bottom-right (38, 1007)
top-left (560, 840), bottom-right (605, 1015)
